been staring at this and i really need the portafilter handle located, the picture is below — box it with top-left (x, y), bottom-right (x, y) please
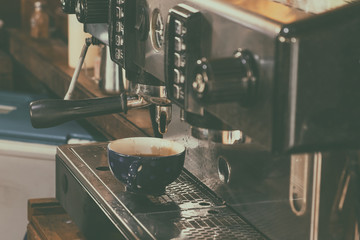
top-left (30, 95), bottom-right (128, 128)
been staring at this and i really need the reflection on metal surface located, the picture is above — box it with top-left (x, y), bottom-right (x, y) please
top-left (310, 152), bottom-right (322, 240)
top-left (84, 23), bottom-right (109, 45)
top-left (150, 8), bottom-right (164, 51)
top-left (126, 95), bottom-right (151, 109)
top-left (191, 126), bottom-right (250, 144)
top-left (99, 45), bottom-right (121, 95)
top-left (288, 37), bottom-right (299, 148)
top-left (134, 83), bottom-right (170, 105)
top-left (331, 153), bottom-right (360, 216)
top-left (218, 156), bottom-right (231, 184)
top-left (289, 153), bottom-right (310, 216)
top-left (338, 171), bottom-right (351, 212)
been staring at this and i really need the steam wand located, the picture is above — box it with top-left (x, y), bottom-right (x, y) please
top-left (64, 37), bottom-right (100, 100)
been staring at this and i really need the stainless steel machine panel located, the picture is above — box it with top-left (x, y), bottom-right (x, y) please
top-left (165, 0), bottom-right (360, 153)
top-left (131, 0), bottom-right (181, 81)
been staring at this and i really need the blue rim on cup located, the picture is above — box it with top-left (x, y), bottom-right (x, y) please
top-left (107, 137), bottom-right (186, 195)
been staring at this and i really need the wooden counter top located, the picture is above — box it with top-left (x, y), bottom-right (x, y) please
top-left (8, 29), bottom-right (154, 139)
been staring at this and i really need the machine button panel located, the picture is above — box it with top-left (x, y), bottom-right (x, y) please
top-left (109, 0), bottom-right (126, 66)
top-left (173, 84), bottom-right (182, 99)
top-left (174, 19), bottom-right (187, 36)
top-left (115, 34), bottom-right (123, 46)
top-left (174, 69), bottom-right (184, 84)
top-left (179, 90), bottom-right (184, 100)
top-left (115, 48), bottom-right (123, 60)
top-left (174, 37), bottom-right (185, 52)
top-left (174, 20), bottom-right (182, 35)
top-left (174, 53), bottom-right (185, 68)
top-left (116, 6), bottom-right (124, 19)
top-left (166, 5), bottom-right (201, 108)
top-left (172, 21), bottom-right (186, 102)
top-left (116, 21), bottom-right (123, 33)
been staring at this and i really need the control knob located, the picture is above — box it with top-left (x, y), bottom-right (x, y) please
top-left (61, 0), bottom-right (77, 14)
top-left (191, 49), bottom-right (258, 107)
top-left (75, 0), bottom-right (109, 23)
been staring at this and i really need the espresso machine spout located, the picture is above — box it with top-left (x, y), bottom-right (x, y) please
top-left (155, 105), bottom-right (172, 134)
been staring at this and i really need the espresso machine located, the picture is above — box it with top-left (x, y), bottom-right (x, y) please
top-left (30, 0), bottom-right (360, 239)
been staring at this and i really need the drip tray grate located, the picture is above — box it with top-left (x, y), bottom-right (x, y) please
top-left (145, 170), bottom-right (225, 208)
top-left (176, 208), bottom-right (265, 239)
top-left (61, 143), bottom-right (267, 239)
top-left (135, 207), bottom-right (266, 239)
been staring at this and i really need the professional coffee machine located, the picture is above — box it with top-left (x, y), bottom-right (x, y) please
top-left (32, 0), bottom-right (360, 239)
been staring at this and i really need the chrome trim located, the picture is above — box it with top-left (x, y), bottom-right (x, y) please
top-left (217, 156), bottom-right (232, 184)
top-left (288, 37), bottom-right (299, 148)
top-left (310, 152), bottom-right (322, 240)
top-left (134, 84), bottom-right (167, 98)
top-left (134, 84), bottom-right (171, 105)
top-left (289, 153), bottom-right (310, 216)
top-left (127, 96), bottom-right (151, 109)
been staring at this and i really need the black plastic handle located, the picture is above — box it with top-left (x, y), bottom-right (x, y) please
top-left (30, 96), bottom-right (125, 128)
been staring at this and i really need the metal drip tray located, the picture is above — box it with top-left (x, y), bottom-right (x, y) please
top-left (137, 207), bottom-right (264, 239)
top-left (56, 142), bottom-right (266, 239)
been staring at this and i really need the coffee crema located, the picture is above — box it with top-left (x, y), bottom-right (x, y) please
top-left (131, 149), bottom-right (179, 158)
top-left (133, 153), bottom-right (168, 157)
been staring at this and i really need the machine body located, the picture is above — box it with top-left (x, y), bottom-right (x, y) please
top-left (52, 0), bottom-right (360, 239)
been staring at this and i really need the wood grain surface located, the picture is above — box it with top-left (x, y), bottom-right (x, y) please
top-left (27, 198), bottom-right (85, 240)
